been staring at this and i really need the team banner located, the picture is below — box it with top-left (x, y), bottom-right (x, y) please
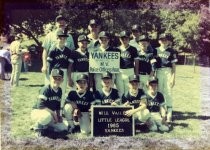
top-left (89, 52), bottom-right (120, 73)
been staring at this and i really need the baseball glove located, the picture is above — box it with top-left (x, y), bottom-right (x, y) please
top-left (73, 109), bottom-right (82, 122)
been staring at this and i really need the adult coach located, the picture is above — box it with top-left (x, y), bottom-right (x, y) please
top-left (155, 33), bottom-right (178, 123)
top-left (42, 15), bottom-right (75, 85)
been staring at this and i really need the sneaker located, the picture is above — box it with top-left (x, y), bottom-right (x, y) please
top-left (34, 129), bottom-right (44, 137)
top-left (67, 125), bottom-right (75, 134)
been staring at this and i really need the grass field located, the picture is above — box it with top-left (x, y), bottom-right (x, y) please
top-left (11, 65), bottom-right (201, 139)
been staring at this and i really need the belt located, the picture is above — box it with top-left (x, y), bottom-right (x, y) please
top-left (139, 72), bottom-right (148, 75)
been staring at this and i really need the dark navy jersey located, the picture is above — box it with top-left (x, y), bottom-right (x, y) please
top-left (47, 46), bottom-right (74, 72)
top-left (65, 90), bottom-right (94, 112)
top-left (146, 92), bottom-right (165, 113)
top-left (137, 48), bottom-right (157, 74)
top-left (33, 85), bottom-right (62, 111)
top-left (155, 47), bottom-right (177, 68)
top-left (122, 89), bottom-right (146, 109)
top-left (72, 49), bottom-right (89, 72)
top-left (119, 45), bottom-right (138, 69)
top-left (95, 88), bottom-right (120, 105)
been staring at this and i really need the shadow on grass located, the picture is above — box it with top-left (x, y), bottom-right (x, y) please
top-left (26, 84), bottom-right (44, 87)
top-left (19, 78), bottom-right (28, 81)
top-left (173, 111), bottom-right (210, 121)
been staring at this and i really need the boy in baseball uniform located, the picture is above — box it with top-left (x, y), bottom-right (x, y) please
top-left (64, 74), bottom-right (94, 135)
top-left (31, 69), bottom-right (68, 137)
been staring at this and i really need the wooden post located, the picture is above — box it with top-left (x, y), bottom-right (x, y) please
top-left (184, 52), bottom-right (186, 65)
top-left (193, 54), bottom-right (196, 73)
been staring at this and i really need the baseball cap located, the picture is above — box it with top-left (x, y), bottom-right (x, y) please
top-left (129, 75), bottom-right (139, 82)
top-left (99, 31), bottom-right (109, 38)
top-left (56, 29), bottom-right (68, 37)
top-left (119, 31), bottom-right (130, 38)
top-left (89, 19), bottom-right (99, 25)
top-left (55, 15), bottom-right (67, 22)
top-left (51, 69), bottom-right (64, 78)
top-left (148, 76), bottom-right (158, 84)
top-left (101, 72), bottom-right (112, 79)
top-left (78, 34), bottom-right (90, 42)
top-left (137, 35), bottom-right (150, 42)
top-left (131, 24), bottom-right (141, 32)
top-left (76, 74), bottom-right (89, 82)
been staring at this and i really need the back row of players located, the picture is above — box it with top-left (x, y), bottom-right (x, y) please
top-left (34, 15), bottom-right (177, 136)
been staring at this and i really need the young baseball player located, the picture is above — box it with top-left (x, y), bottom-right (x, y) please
top-left (155, 33), bottom-right (178, 123)
top-left (129, 24), bottom-right (141, 51)
top-left (31, 69), bottom-right (68, 137)
top-left (123, 74), bottom-right (151, 125)
top-left (71, 34), bottom-right (90, 90)
top-left (47, 29), bottom-right (74, 108)
top-left (115, 31), bottom-right (139, 97)
top-left (64, 74), bottom-right (95, 135)
top-left (94, 72), bottom-right (120, 106)
top-left (42, 15), bottom-right (75, 85)
top-left (134, 35), bottom-right (156, 92)
top-left (145, 77), bottom-right (169, 132)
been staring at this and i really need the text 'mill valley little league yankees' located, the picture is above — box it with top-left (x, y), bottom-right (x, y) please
top-left (31, 15), bottom-right (178, 136)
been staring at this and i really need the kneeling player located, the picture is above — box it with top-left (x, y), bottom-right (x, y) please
top-left (31, 69), bottom-right (68, 137)
top-left (123, 75), bottom-right (151, 125)
top-left (146, 77), bottom-right (169, 132)
top-left (94, 72), bottom-right (120, 106)
top-left (64, 74), bottom-right (94, 135)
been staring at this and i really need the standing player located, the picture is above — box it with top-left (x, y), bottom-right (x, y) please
top-left (115, 31), bottom-right (138, 97)
top-left (31, 69), bottom-right (68, 137)
top-left (87, 19), bottom-right (101, 51)
top-left (94, 72), bottom-right (120, 106)
top-left (71, 34), bottom-right (90, 90)
top-left (129, 24), bottom-right (141, 51)
top-left (123, 75), bottom-right (151, 125)
top-left (47, 29), bottom-right (74, 108)
top-left (134, 35), bottom-right (156, 92)
top-left (155, 33), bottom-right (178, 123)
top-left (145, 76), bottom-right (169, 132)
top-left (64, 74), bottom-right (94, 135)
top-left (42, 15), bottom-right (75, 85)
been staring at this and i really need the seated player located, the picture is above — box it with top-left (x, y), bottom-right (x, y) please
top-left (63, 74), bottom-right (94, 135)
top-left (31, 69), bottom-right (68, 137)
top-left (123, 75), bottom-right (151, 125)
top-left (94, 72), bottom-right (120, 106)
top-left (146, 76), bottom-right (169, 132)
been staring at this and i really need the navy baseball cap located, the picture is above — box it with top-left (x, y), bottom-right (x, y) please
top-left (76, 74), bottom-right (89, 82)
top-left (129, 75), bottom-right (139, 82)
top-left (51, 69), bottom-right (64, 78)
top-left (89, 19), bottom-right (99, 25)
top-left (148, 76), bottom-right (158, 84)
top-left (78, 34), bottom-right (90, 42)
top-left (99, 31), bottom-right (109, 38)
top-left (137, 35), bottom-right (150, 42)
top-left (55, 15), bottom-right (67, 22)
top-left (56, 29), bottom-right (68, 37)
top-left (131, 24), bottom-right (141, 32)
top-left (119, 31), bottom-right (130, 38)
top-left (101, 72), bottom-right (112, 79)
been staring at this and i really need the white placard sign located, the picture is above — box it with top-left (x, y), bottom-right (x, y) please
top-left (89, 51), bottom-right (120, 73)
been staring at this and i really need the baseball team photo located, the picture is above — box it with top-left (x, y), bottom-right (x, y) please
top-left (1, 0), bottom-right (210, 149)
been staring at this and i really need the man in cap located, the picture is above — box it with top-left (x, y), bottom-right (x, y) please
top-left (130, 24), bottom-right (141, 51)
top-left (42, 15), bottom-right (75, 85)
top-left (87, 19), bottom-right (101, 51)
top-left (94, 71), bottom-right (120, 106)
top-left (31, 69), bottom-right (68, 137)
top-left (123, 74), bottom-right (151, 128)
top-left (47, 29), bottom-right (75, 108)
top-left (115, 30), bottom-right (138, 97)
top-left (155, 33), bottom-right (178, 123)
top-left (64, 74), bottom-right (95, 135)
top-left (145, 76), bottom-right (169, 132)
top-left (134, 35), bottom-right (157, 92)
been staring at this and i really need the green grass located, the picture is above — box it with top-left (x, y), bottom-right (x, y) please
top-left (11, 65), bottom-right (201, 139)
